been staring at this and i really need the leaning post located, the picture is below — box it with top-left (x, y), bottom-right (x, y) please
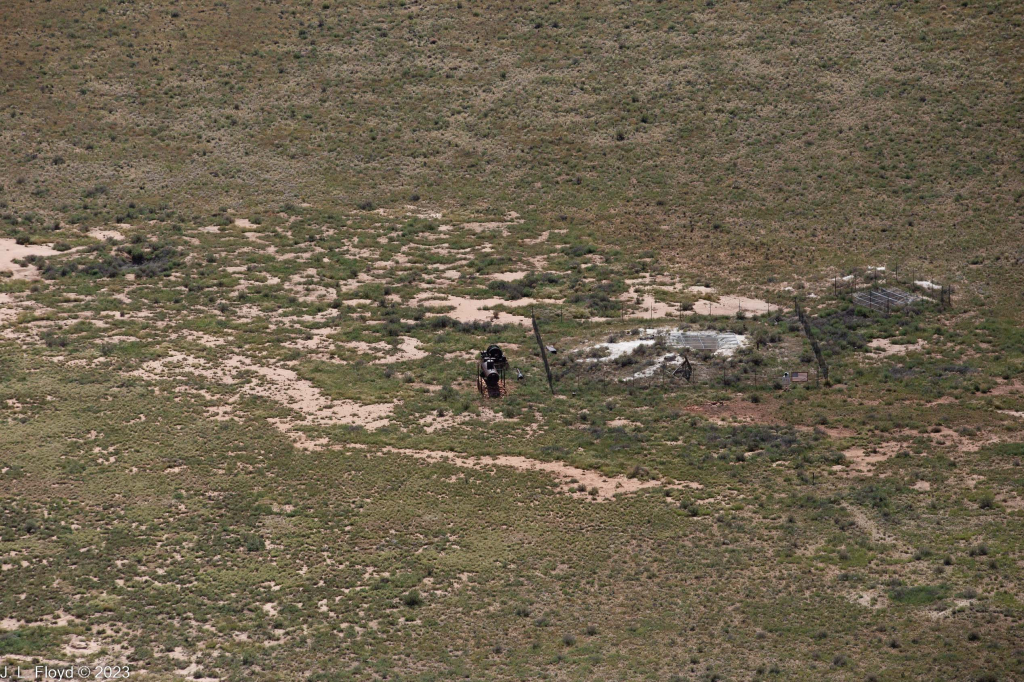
top-left (532, 312), bottom-right (554, 395)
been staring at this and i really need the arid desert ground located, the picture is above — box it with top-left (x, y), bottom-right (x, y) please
top-left (1, 0), bottom-right (1023, 680)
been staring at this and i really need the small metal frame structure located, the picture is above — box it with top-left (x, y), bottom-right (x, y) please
top-left (477, 344), bottom-right (509, 398)
top-left (671, 333), bottom-right (720, 352)
top-left (852, 287), bottom-right (918, 314)
top-left (666, 331), bottom-right (746, 355)
top-left (672, 355), bottom-right (693, 382)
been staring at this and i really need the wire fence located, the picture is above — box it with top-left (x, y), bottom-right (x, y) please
top-left (851, 287), bottom-right (919, 314)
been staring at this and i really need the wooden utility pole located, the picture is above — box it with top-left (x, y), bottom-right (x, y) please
top-left (532, 312), bottom-right (554, 394)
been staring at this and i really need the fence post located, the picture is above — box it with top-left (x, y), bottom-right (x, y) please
top-left (532, 312), bottom-right (554, 394)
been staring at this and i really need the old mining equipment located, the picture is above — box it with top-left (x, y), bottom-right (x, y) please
top-left (477, 344), bottom-right (508, 397)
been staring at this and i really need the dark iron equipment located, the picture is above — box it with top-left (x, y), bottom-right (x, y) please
top-left (672, 354), bottom-right (693, 383)
top-left (477, 344), bottom-right (509, 397)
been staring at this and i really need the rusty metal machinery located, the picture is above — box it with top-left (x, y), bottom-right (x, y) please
top-left (477, 344), bottom-right (508, 396)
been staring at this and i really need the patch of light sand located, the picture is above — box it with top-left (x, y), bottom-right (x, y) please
top-left (341, 336), bottom-right (427, 364)
top-left (489, 271), bottom-right (528, 282)
top-left (458, 213), bottom-right (524, 236)
top-left (838, 443), bottom-right (904, 473)
top-left (417, 407), bottom-right (509, 433)
top-left (0, 238), bottom-right (62, 280)
top-left (868, 338), bottom-right (927, 356)
top-left (623, 292), bottom-right (685, 319)
top-left (382, 448), bottom-right (701, 501)
top-left (133, 353), bottom-right (396, 446)
top-left (88, 228), bottom-right (125, 241)
top-left (523, 229), bottom-right (567, 245)
top-left (64, 638), bottom-right (104, 658)
top-left (691, 295), bottom-right (773, 316)
top-left (175, 330), bottom-right (227, 347)
top-left (411, 293), bottom-right (560, 326)
top-left (0, 293), bottom-right (19, 325)
top-left (607, 419), bottom-right (641, 428)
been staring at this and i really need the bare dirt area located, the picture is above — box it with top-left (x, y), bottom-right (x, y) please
top-left (839, 442), bottom-right (905, 473)
top-left (416, 407), bottom-right (510, 433)
top-left (382, 448), bottom-right (700, 501)
top-left (3, 1), bottom-right (1023, 678)
top-left (88, 227), bottom-right (125, 241)
top-left (410, 293), bottom-right (559, 325)
top-left (133, 352), bottom-right (396, 444)
top-left (340, 336), bottom-right (427, 364)
top-left (0, 238), bottom-right (62, 279)
top-left (0, 292), bottom-right (19, 325)
top-left (867, 338), bottom-right (928, 356)
top-left (684, 399), bottom-right (780, 425)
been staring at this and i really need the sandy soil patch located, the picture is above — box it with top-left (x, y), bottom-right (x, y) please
top-left (999, 494), bottom-right (1024, 510)
top-left (620, 275), bottom-right (688, 319)
top-left (691, 295), bottom-right (773, 316)
top-left (0, 611), bottom-right (78, 630)
top-left (418, 407), bottom-right (509, 433)
top-left (65, 638), bottom-right (104, 657)
top-left (868, 338), bottom-right (927, 356)
top-left (0, 292), bottom-right (20, 325)
top-left (924, 599), bottom-right (976, 621)
top-left (88, 228), bottom-right (125, 241)
top-left (840, 442), bottom-right (903, 473)
top-left (847, 588), bottom-right (888, 610)
top-left (405, 206), bottom-right (443, 220)
top-left (489, 271), bottom-right (528, 282)
top-left (282, 329), bottom-right (340, 361)
top-left (411, 293), bottom-right (558, 326)
top-left (457, 212), bottom-right (523, 236)
top-left (285, 281), bottom-right (337, 304)
top-left (338, 271), bottom-right (388, 293)
top-left (523, 229), bottom-right (566, 245)
top-left (623, 291), bottom-right (685, 319)
top-left (895, 426), bottom-right (1003, 454)
top-left (842, 503), bottom-right (907, 549)
top-left (912, 480), bottom-right (932, 491)
top-left (0, 238), bottom-right (62, 279)
top-left (341, 336), bottom-right (427, 364)
top-left (620, 278), bottom-right (774, 318)
top-left (990, 379), bottom-right (1024, 395)
top-left (133, 352), bottom-right (396, 444)
top-left (176, 330), bottom-right (227, 347)
top-left (383, 448), bottom-right (700, 501)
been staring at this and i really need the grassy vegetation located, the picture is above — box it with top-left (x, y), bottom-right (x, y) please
top-left (1, 0), bottom-right (1023, 680)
